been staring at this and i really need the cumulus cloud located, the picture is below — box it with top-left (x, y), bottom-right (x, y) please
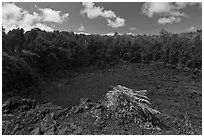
top-left (107, 17), bottom-right (126, 28)
top-left (81, 2), bottom-right (125, 28)
top-left (142, 2), bottom-right (200, 18)
top-left (81, 2), bottom-right (104, 19)
top-left (141, 2), bottom-right (201, 25)
top-left (103, 32), bottom-right (122, 36)
top-left (168, 11), bottom-right (187, 17)
top-left (158, 17), bottom-right (181, 25)
top-left (129, 27), bottom-right (136, 30)
top-left (39, 8), bottom-right (69, 23)
top-left (2, 2), bottom-right (24, 20)
top-left (126, 32), bottom-right (135, 36)
top-left (74, 31), bottom-right (90, 35)
top-left (102, 10), bottom-right (116, 18)
top-left (78, 24), bottom-right (85, 31)
top-left (186, 26), bottom-right (197, 32)
top-left (33, 23), bottom-right (54, 31)
top-left (2, 3), bottom-right (27, 31)
top-left (175, 2), bottom-right (201, 9)
top-left (2, 3), bottom-right (68, 32)
top-left (142, 2), bottom-right (173, 18)
top-left (16, 12), bottom-right (42, 31)
top-left (81, 2), bottom-right (116, 19)
top-left (189, 2), bottom-right (202, 8)
top-left (102, 32), bottom-right (134, 36)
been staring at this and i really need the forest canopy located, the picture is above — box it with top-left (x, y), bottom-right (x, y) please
top-left (2, 27), bottom-right (202, 94)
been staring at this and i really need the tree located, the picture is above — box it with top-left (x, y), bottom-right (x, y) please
top-left (2, 26), bottom-right (8, 52)
top-left (7, 28), bottom-right (25, 54)
top-left (191, 34), bottom-right (202, 68)
top-left (24, 28), bottom-right (40, 49)
top-left (159, 29), bottom-right (171, 43)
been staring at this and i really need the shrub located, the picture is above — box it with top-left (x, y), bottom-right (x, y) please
top-left (2, 53), bottom-right (36, 94)
top-left (105, 85), bottom-right (161, 121)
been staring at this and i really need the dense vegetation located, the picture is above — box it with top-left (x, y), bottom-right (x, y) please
top-left (2, 27), bottom-right (202, 96)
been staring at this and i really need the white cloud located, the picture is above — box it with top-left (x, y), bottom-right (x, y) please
top-left (142, 2), bottom-right (200, 18)
top-left (129, 27), bottom-right (136, 30)
top-left (103, 32), bottom-right (115, 36)
top-left (2, 3), bottom-right (24, 20)
top-left (2, 3), bottom-right (68, 32)
top-left (102, 10), bottom-right (116, 18)
top-left (81, 2), bottom-right (103, 19)
top-left (175, 2), bottom-right (202, 9)
top-left (107, 17), bottom-right (126, 28)
top-left (141, 2), bottom-right (201, 25)
top-left (125, 32), bottom-right (135, 36)
top-left (81, 2), bottom-right (116, 19)
top-left (33, 23), bottom-right (54, 31)
top-left (174, 2), bottom-right (188, 9)
top-left (102, 32), bottom-right (122, 36)
top-left (142, 2), bottom-right (173, 18)
top-left (74, 32), bottom-right (90, 35)
top-left (186, 26), bottom-right (197, 32)
top-left (158, 17), bottom-right (181, 25)
top-left (168, 11), bottom-right (187, 17)
top-left (2, 3), bottom-right (26, 32)
top-left (17, 12), bottom-right (41, 31)
top-left (82, 2), bottom-right (94, 9)
top-left (189, 2), bottom-right (202, 8)
top-left (81, 2), bottom-right (125, 28)
top-left (39, 8), bottom-right (69, 23)
top-left (102, 32), bottom-right (135, 36)
top-left (78, 24), bottom-right (85, 31)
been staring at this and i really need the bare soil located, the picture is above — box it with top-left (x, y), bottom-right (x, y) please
top-left (2, 62), bottom-right (202, 134)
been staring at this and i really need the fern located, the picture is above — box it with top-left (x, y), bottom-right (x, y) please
top-left (105, 85), bottom-right (161, 119)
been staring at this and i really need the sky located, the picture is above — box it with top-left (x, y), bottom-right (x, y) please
top-left (2, 2), bottom-right (202, 35)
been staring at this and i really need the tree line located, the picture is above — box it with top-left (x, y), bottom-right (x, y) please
top-left (2, 27), bottom-right (202, 94)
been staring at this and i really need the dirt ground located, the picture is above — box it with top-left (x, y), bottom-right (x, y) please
top-left (43, 63), bottom-right (201, 110)
top-left (2, 62), bottom-right (202, 134)
top-left (40, 62), bottom-right (202, 133)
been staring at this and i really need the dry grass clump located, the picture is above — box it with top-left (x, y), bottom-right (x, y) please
top-left (105, 85), bottom-right (161, 120)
